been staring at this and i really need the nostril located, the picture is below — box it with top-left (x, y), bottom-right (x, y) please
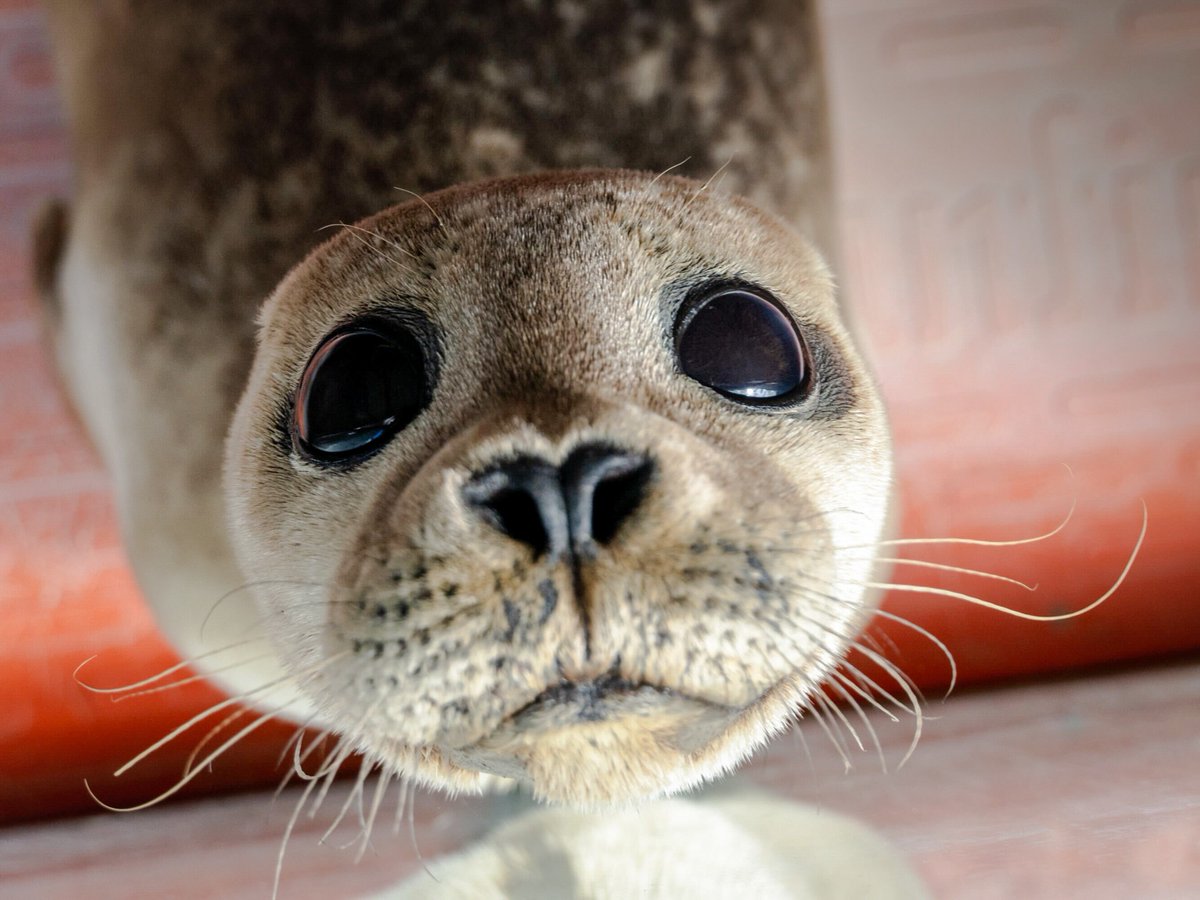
top-left (590, 457), bottom-right (653, 545)
top-left (476, 486), bottom-right (549, 556)
top-left (462, 459), bottom-right (568, 558)
top-left (562, 444), bottom-right (654, 549)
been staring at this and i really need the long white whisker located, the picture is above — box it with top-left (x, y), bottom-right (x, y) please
top-left (73, 638), bottom-right (266, 694)
top-left (85, 705), bottom-right (288, 812)
top-left (310, 737), bottom-right (359, 820)
top-left (870, 608), bottom-right (958, 696)
top-left (837, 655), bottom-right (918, 718)
top-left (850, 643), bottom-right (924, 768)
top-left (802, 695), bottom-right (851, 773)
top-left (182, 707), bottom-right (248, 776)
top-left (853, 494), bottom-right (1079, 551)
top-left (109, 651), bottom-right (347, 779)
top-left (827, 677), bottom-right (886, 773)
top-left (318, 221), bottom-right (418, 260)
top-left (111, 653), bottom-right (281, 703)
top-left (393, 775), bottom-right (412, 836)
top-left (830, 670), bottom-right (900, 724)
top-left (325, 759), bottom-right (375, 845)
top-left (354, 767), bottom-right (392, 863)
top-left (685, 156), bottom-right (733, 206)
top-left (817, 689), bottom-right (865, 754)
top-left (274, 774), bottom-right (320, 900)
top-left (850, 556), bottom-right (1038, 591)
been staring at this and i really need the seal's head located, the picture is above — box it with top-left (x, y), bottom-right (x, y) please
top-left (226, 170), bottom-right (891, 807)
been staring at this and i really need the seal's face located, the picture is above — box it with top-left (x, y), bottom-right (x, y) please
top-left (227, 171), bottom-right (891, 806)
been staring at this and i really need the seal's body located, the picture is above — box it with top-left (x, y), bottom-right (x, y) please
top-left (36, 1), bottom-right (920, 895)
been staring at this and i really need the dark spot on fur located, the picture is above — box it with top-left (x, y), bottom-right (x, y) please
top-left (442, 699), bottom-right (469, 717)
top-left (537, 579), bottom-right (558, 624)
top-left (502, 598), bottom-right (521, 642)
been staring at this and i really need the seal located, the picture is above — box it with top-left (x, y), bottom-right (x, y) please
top-left (227, 169), bottom-right (891, 805)
top-left (34, 1), bottom-right (916, 894)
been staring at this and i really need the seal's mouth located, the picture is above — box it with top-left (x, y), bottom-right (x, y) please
top-left (504, 673), bottom-right (677, 725)
top-left (455, 673), bottom-right (740, 760)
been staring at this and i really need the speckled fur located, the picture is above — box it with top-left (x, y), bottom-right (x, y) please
top-left (35, 1), bottom-right (894, 813)
top-left (228, 171), bottom-right (891, 805)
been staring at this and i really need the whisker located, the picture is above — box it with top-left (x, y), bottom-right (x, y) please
top-left (273, 773), bottom-right (320, 900)
top-left (354, 767), bottom-right (393, 863)
top-left (274, 721), bottom-right (332, 803)
top-left (317, 222), bottom-right (416, 271)
top-left (318, 221), bottom-right (418, 259)
top-left (182, 707), bottom-right (249, 776)
top-left (853, 493), bottom-right (1079, 551)
top-left (800, 694), bottom-right (851, 773)
top-left (827, 677), bottom-right (886, 773)
top-left (850, 556), bottom-right (1038, 591)
top-left (85, 704), bottom-right (289, 812)
top-left (645, 156), bottom-right (692, 190)
top-left (684, 156), bottom-right (733, 207)
top-left (830, 670), bottom-right (900, 724)
top-left (407, 778), bottom-right (437, 882)
top-left (849, 642), bottom-right (924, 768)
top-left (324, 759), bottom-right (375, 846)
top-left (836, 654), bottom-right (917, 718)
top-left (870, 608), bottom-right (958, 696)
top-left (73, 638), bottom-right (267, 695)
top-left (310, 736), bottom-right (360, 820)
top-left (393, 775), bottom-right (412, 836)
top-left (111, 653), bottom-right (281, 703)
top-left (201, 579), bottom-right (326, 643)
top-left (108, 651), bottom-right (348, 779)
top-left (393, 186), bottom-right (446, 230)
top-left (816, 689), bottom-right (865, 754)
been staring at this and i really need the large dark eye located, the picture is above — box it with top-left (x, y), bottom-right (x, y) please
top-left (674, 287), bottom-right (809, 402)
top-left (293, 321), bottom-right (430, 463)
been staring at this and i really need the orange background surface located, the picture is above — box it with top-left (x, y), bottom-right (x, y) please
top-left (2, 0), bottom-right (1198, 823)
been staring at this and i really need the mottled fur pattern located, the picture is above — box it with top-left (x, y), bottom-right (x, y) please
top-left (34, 1), bottom-right (923, 896)
top-left (228, 173), bottom-right (890, 803)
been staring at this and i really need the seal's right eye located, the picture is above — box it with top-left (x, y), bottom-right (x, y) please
top-left (293, 322), bottom-right (430, 464)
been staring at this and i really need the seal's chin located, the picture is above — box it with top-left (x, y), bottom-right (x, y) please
top-left (436, 678), bottom-right (744, 806)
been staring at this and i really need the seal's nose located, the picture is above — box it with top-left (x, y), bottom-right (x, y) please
top-left (463, 443), bottom-right (653, 558)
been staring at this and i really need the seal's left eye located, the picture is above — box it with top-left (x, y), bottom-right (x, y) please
top-left (294, 324), bottom-right (429, 463)
top-left (674, 287), bottom-right (809, 403)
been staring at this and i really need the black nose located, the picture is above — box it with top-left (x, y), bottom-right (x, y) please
top-left (463, 443), bottom-right (653, 558)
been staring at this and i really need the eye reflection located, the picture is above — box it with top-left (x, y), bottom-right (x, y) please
top-left (674, 288), bottom-right (808, 403)
top-left (294, 323), bottom-right (429, 463)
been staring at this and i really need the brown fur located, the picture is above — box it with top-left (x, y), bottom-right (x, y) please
top-left (35, 2), bottom-right (891, 806)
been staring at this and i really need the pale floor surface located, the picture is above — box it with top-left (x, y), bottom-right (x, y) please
top-left (1, 658), bottom-right (1197, 899)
